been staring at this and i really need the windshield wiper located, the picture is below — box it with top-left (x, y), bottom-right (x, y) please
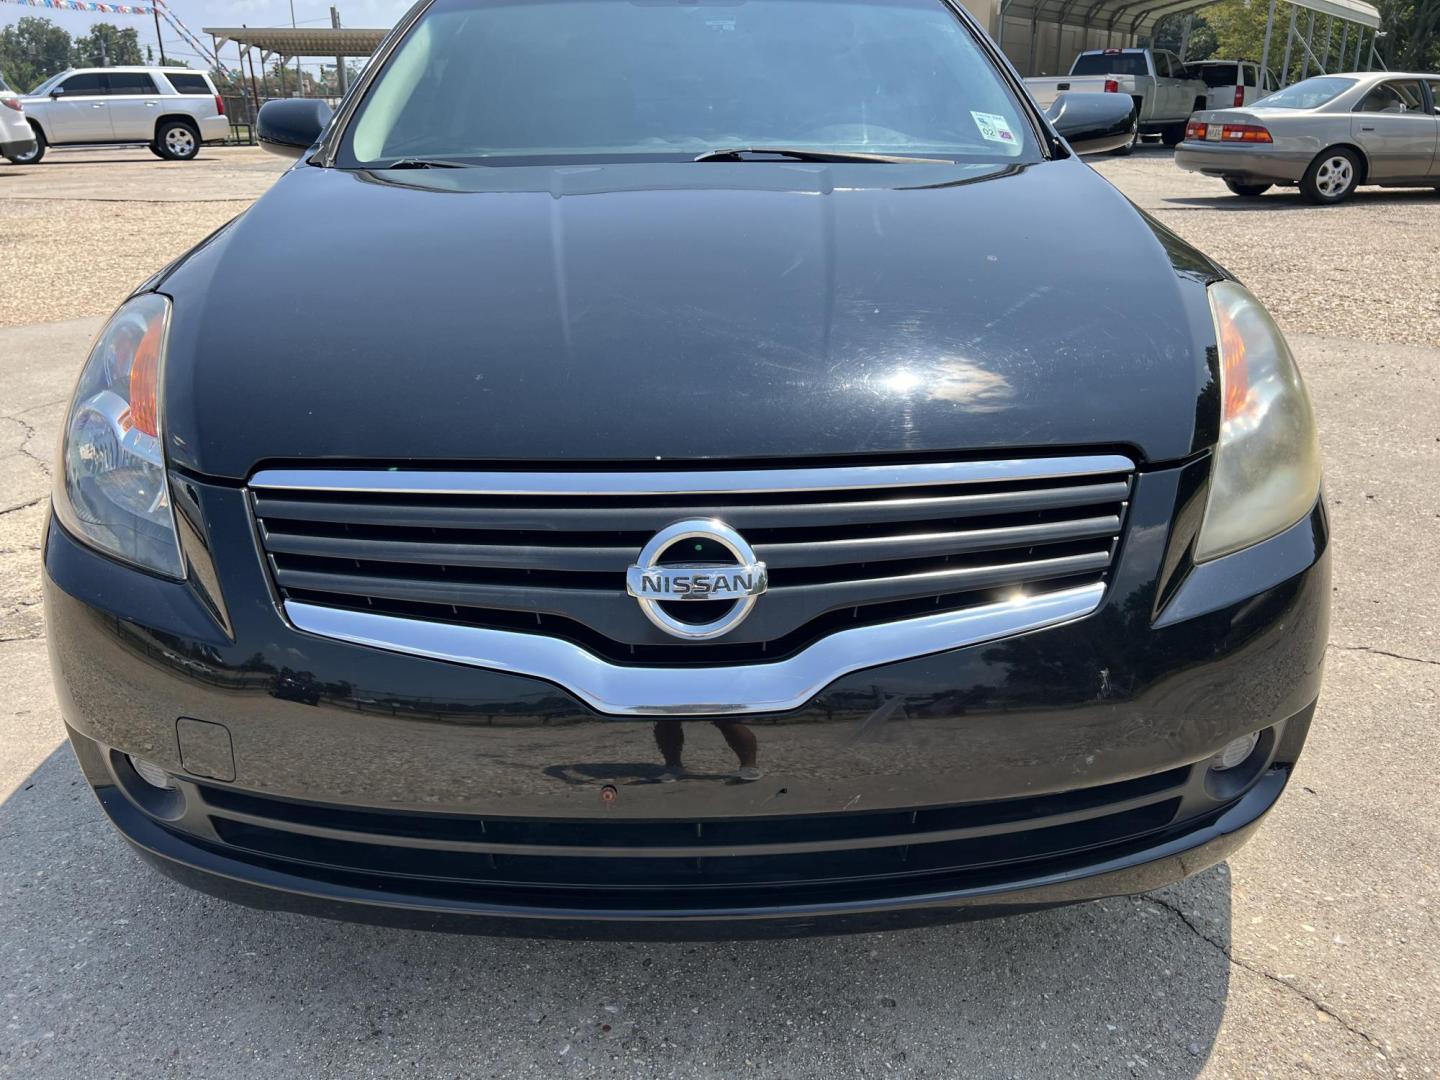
top-left (380, 157), bottom-right (472, 169)
top-left (694, 146), bottom-right (953, 164)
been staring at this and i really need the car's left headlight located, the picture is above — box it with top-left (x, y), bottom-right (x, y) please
top-left (53, 293), bottom-right (185, 579)
top-left (1194, 281), bottom-right (1322, 562)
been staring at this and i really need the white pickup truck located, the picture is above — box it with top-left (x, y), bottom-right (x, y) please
top-left (1025, 48), bottom-right (1209, 150)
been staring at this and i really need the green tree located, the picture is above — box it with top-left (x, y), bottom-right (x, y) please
top-left (71, 23), bottom-right (143, 68)
top-left (1152, 12), bottom-right (1218, 61)
top-left (0, 16), bottom-right (74, 91)
top-left (1374, 0), bottom-right (1440, 69)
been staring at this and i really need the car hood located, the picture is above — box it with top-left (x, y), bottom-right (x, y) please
top-left (160, 158), bottom-right (1222, 479)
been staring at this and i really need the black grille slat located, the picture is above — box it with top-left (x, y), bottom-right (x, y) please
top-left (195, 767), bottom-right (1188, 897)
top-left (252, 459), bottom-right (1131, 661)
top-left (252, 479), bottom-right (1131, 534)
top-left (264, 531), bottom-right (637, 573)
top-left (270, 549), bottom-right (1114, 645)
top-left (263, 514), bottom-right (1121, 574)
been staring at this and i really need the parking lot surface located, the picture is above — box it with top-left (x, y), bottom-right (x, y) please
top-left (1, 146), bottom-right (1437, 1079)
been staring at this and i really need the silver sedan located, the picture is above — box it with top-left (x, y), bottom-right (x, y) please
top-left (1174, 71), bottom-right (1440, 203)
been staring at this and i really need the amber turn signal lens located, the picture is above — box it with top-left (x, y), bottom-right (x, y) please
top-left (128, 315), bottom-right (164, 437)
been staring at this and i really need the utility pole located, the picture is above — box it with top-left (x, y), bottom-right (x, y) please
top-left (289, 0), bottom-right (302, 97)
top-left (331, 6), bottom-right (346, 96)
top-left (152, 4), bottom-right (168, 65)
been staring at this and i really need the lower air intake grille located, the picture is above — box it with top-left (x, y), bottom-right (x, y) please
top-left (250, 455), bottom-right (1133, 664)
top-left (193, 765), bottom-right (1189, 908)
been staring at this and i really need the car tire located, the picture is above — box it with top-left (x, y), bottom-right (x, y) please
top-left (1300, 148), bottom-right (1360, 204)
top-left (7, 124), bottom-right (45, 164)
top-left (148, 142), bottom-right (166, 159)
top-left (1161, 123), bottom-right (1186, 147)
top-left (1109, 126), bottom-right (1140, 156)
top-left (1224, 180), bottom-right (1272, 197)
top-left (155, 120), bottom-right (200, 161)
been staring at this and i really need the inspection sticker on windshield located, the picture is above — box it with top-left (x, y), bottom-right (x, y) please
top-left (971, 111), bottom-right (1016, 145)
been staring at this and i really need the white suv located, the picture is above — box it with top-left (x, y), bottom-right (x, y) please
top-left (0, 72), bottom-right (38, 163)
top-left (14, 66), bottom-right (229, 163)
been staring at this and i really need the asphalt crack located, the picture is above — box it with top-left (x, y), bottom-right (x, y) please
top-left (0, 495), bottom-right (47, 518)
top-left (3, 413), bottom-right (53, 479)
top-left (1140, 893), bottom-right (1394, 1066)
top-left (1329, 643), bottom-right (1440, 669)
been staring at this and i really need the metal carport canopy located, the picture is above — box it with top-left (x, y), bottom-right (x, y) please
top-left (203, 26), bottom-right (390, 58)
top-left (999, 0), bottom-right (1379, 38)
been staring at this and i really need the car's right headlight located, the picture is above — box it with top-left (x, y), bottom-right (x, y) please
top-left (53, 292), bottom-right (185, 579)
top-left (1194, 281), bottom-right (1322, 562)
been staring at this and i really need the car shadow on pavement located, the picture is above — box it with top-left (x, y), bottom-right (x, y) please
top-left (1, 746), bottom-right (1232, 1077)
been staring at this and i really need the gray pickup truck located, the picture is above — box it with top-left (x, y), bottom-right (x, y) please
top-left (1026, 48), bottom-right (1209, 150)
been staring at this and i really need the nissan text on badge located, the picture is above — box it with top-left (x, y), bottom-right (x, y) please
top-left (44, 0), bottom-right (1328, 937)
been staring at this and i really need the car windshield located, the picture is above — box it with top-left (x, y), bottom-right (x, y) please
top-left (1070, 52), bottom-right (1149, 77)
top-left (1255, 76), bottom-right (1356, 109)
top-left (341, 0), bottom-right (1038, 167)
top-left (28, 71), bottom-right (65, 95)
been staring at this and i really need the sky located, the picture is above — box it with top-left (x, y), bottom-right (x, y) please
top-left (0, 0), bottom-right (411, 76)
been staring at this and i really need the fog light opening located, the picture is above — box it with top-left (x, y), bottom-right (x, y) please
top-left (1208, 732), bottom-right (1260, 773)
top-left (129, 755), bottom-right (175, 790)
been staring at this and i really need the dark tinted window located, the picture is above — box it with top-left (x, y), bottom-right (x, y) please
top-left (167, 73), bottom-right (211, 94)
top-left (1187, 64), bottom-right (1238, 87)
top-left (1355, 79), bottom-right (1425, 114)
top-left (1243, 65), bottom-right (1257, 87)
top-left (1429, 81), bottom-right (1440, 114)
top-left (59, 73), bottom-right (105, 95)
top-left (1070, 52), bottom-right (1149, 77)
top-left (106, 72), bottom-right (158, 95)
top-left (346, 0), bottom-right (1038, 166)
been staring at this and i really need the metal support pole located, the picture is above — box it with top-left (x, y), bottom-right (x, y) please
top-left (332, 6), bottom-right (347, 95)
top-left (1178, 13), bottom-right (1193, 62)
top-left (243, 39), bottom-right (264, 140)
top-left (1280, 5), bottom-right (1297, 87)
top-left (1319, 15), bottom-right (1333, 74)
top-left (1354, 30), bottom-right (1364, 70)
top-left (1294, 25), bottom-right (1328, 73)
top-left (1027, 15), bottom-right (1039, 74)
top-left (1259, 0), bottom-right (1277, 87)
top-left (1298, 10), bottom-right (1314, 80)
top-left (1338, 23), bottom-right (1349, 71)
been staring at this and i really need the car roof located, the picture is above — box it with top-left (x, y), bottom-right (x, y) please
top-left (64, 66), bottom-right (210, 75)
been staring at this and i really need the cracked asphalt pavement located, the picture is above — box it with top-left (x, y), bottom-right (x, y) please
top-left (1, 148), bottom-right (1437, 1079)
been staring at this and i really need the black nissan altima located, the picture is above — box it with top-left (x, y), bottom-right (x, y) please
top-left (44, 0), bottom-right (1328, 937)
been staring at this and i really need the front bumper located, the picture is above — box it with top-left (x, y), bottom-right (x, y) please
top-left (1174, 142), bottom-right (1315, 183)
top-left (44, 461), bottom-right (1330, 937)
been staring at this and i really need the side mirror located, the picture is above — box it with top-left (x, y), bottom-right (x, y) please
top-left (257, 98), bottom-right (333, 159)
top-left (50, 86), bottom-right (64, 98)
top-left (1045, 92), bottom-right (1137, 155)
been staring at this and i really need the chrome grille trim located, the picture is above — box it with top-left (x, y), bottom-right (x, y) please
top-left (250, 455), bottom-right (1136, 496)
top-left (284, 582), bottom-right (1104, 716)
